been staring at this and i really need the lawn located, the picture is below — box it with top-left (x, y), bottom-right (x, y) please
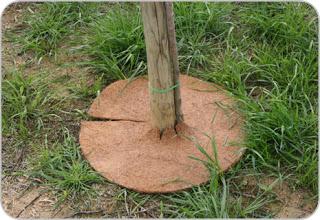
top-left (1, 2), bottom-right (318, 218)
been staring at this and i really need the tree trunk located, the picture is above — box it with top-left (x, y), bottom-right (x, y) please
top-left (141, 2), bottom-right (183, 133)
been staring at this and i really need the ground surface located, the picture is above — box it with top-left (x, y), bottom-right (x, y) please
top-left (1, 2), bottom-right (318, 218)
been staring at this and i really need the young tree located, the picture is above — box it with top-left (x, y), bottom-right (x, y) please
top-left (141, 2), bottom-right (183, 133)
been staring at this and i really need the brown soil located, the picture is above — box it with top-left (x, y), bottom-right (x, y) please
top-left (236, 175), bottom-right (318, 218)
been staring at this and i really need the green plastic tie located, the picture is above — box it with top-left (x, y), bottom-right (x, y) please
top-left (150, 82), bottom-right (180, 94)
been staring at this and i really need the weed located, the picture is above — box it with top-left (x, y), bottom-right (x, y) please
top-left (195, 2), bottom-right (318, 192)
top-left (2, 70), bottom-right (58, 142)
top-left (14, 2), bottom-right (100, 58)
top-left (28, 129), bottom-right (102, 204)
top-left (188, 136), bottom-right (221, 173)
top-left (174, 2), bottom-right (234, 71)
top-left (83, 3), bottom-right (146, 81)
top-left (83, 3), bottom-right (234, 78)
top-left (114, 189), bottom-right (159, 217)
top-left (161, 137), bottom-right (271, 218)
top-left (239, 3), bottom-right (317, 53)
top-left (163, 173), bottom-right (272, 218)
top-left (69, 74), bottom-right (106, 100)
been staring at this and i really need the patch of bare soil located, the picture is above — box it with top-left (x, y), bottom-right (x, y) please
top-left (2, 175), bottom-right (73, 218)
top-left (2, 2), bottom-right (25, 30)
top-left (1, 2), bottom-right (32, 71)
top-left (2, 175), bottom-right (160, 218)
top-left (238, 175), bottom-right (317, 218)
top-left (263, 178), bottom-right (317, 218)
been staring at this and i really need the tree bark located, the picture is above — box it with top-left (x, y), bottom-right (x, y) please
top-left (141, 2), bottom-right (183, 132)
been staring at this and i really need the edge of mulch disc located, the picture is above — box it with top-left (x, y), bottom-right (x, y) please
top-left (79, 75), bottom-right (245, 193)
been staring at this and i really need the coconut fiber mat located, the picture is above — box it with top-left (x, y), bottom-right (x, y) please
top-left (80, 75), bottom-right (244, 193)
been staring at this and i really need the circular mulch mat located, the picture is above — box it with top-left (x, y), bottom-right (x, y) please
top-left (79, 75), bottom-right (245, 193)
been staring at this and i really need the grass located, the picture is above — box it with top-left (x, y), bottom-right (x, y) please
top-left (2, 69), bottom-right (59, 143)
top-left (12, 2), bottom-right (100, 59)
top-left (83, 3), bottom-right (146, 81)
top-left (195, 2), bottom-right (318, 192)
top-left (81, 2), bottom-right (235, 80)
top-left (28, 129), bottom-right (102, 204)
top-left (2, 1), bottom-right (318, 218)
top-left (163, 176), bottom-right (272, 218)
top-left (69, 74), bottom-right (107, 101)
top-left (114, 189), bottom-right (159, 217)
top-left (162, 136), bottom-right (273, 218)
top-left (238, 3), bottom-right (317, 53)
top-left (174, 3), bottom-right (234, 72)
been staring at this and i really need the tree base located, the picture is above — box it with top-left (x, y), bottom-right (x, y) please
top-left (79, 75), bottom-right (245, 193)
